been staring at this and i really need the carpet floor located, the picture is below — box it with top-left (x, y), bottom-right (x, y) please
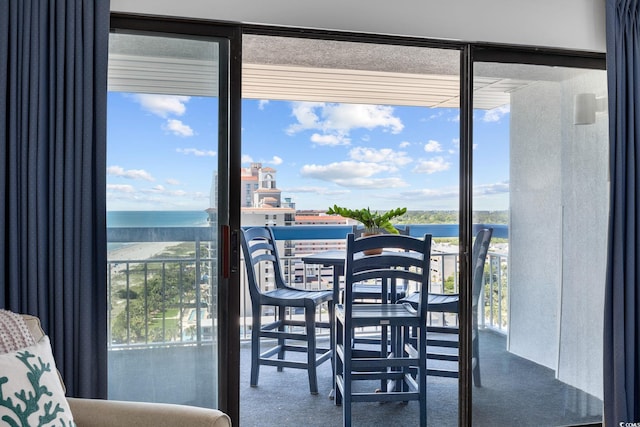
top-left (239, 330), bottom-right (602, 427)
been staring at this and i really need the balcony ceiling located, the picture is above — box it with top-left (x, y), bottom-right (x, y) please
top-left (108, 34), bottom-right (579, 110)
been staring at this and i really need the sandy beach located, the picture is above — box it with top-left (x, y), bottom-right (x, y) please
top-left (108, 242), bottom-right (179, 273)
top-left (108, 242), bottom-right (177, 260)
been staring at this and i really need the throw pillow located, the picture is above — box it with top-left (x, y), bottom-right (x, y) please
top-left (0, 336), bottom-right (75, 426)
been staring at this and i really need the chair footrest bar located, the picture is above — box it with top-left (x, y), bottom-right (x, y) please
top-left (350, 391), bottom-right (420, 403)
top-left (427, 352), bottom-right (458, 362)
top-left (403, 372), bottom-right (419, 392)
top-left (260, 330), bottom-right (309, 340)
top-left (259, 345), bottom-right (284, 359)
top-left (350, 358), bottom-right (418, 370)
top-left (260, 359), bottom-right (307, 369)
top-left (427, 326), bottom-right (459, 334)
top-left (350, 371), bottom-right (406, 381)
top-left (426, 368), bottom-right (458, 378)
top-left (427, 339), bottom-right (459, 348)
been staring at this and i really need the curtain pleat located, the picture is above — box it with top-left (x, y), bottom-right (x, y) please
top-left (0, 0), bottom-right (109, 398)
top-left (605, 0), bottom-right (640, 424)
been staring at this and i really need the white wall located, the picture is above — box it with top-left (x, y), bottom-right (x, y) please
top-left (110, 0), bottom-right (606, 52)
top-left (508, 81), bottom-right (564, 370)
top-left (557, 70), bottom-right (607, 401)
top-left (508, 71), bottom-right (607, 400)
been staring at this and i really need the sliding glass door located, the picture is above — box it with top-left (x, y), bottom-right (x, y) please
top-left (239, 33), bottom-right (462, 426)
top-left (105, 19), bottom-right (239, 421)
top-left (470, 56), bottom-right (607, 426)
top-left (105, 15), bottom-right (607, 426)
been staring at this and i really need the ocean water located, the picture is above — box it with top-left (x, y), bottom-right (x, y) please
top-left (107, 211), bottom-right (210, 252)
top-left (107, 210), bottom-right (210, 228)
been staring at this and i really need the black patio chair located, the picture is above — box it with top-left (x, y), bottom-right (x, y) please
top-left (399, 227), bottom-right (493, 386)
top-left (335, 233), bottom-right (433, 427)
top-left (240, 227), bottom-right (334, 394)
top-left (350, 225), bottom-right (411, 302)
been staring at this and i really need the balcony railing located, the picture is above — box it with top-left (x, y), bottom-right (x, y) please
top-left (107, 224), bottom-right (508, 348)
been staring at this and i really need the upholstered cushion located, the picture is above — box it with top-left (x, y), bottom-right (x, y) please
top-left (0, 336), bottom-right (75, 426)
top-left (0, 309), bottom-right (36, 353)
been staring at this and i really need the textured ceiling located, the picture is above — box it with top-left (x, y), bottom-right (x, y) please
top-left (108, 33), bottom-right (585, 110)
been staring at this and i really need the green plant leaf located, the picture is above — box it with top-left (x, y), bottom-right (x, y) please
top-left (326, 205), bottom-right (406, 233)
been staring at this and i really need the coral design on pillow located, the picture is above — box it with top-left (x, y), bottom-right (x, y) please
top-left (0, 337), bottom-right (75, 426)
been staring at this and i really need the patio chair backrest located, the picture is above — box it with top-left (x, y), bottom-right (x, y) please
top-left (471, 228), bottom-right (493, 313)
top-left (240, 227), bottom-right (288, 302)
top-left (344, 233), bottom-right (432, 319)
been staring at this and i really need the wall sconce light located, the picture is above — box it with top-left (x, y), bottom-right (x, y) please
top-left (574, 93), bottom-right (607, 125)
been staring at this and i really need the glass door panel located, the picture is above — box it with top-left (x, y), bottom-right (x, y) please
top-left (471, 61), bottom-right (606, 426)
top-left (106, 32), bottom-right (226, 408)
top-left (240, 34), bottom-right (460, 426)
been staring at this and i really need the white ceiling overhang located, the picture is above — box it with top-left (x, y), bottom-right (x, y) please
top-left (108, 31), bottom-right (542, 110)
top-left (109, 55), bottom-right (525, 110)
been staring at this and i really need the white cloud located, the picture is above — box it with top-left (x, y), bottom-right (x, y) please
top-left (164, 119), bottom-right (194, 137)
top-left (426, 109), bottom-right (459, 123)
top-left (399, 187), bottom-right (459, 200)
top-left (349, 147), bottom-right (412, 167)
top-left (142, 185), bottom-right (189, 197)
top-left (176, 148), bottom-right (216, 157)
top-left (399, 141), bottom-right (411, 148)
top-left (483, 104), bottom-right (510, 122)
top-left (258, 100), bottom-right (269, 110)
top-left (301, 161), bottom-right (388, 180)
top-left (287, 102), bottom-right (324, 134)
top-left (333, 177), bottom-right (408, 189)
top-left (286, 102), bottom-right (404, 140)
top-left (242, 154), bottom-right (254, 163)
top-left (324, 104), bottom-right (403, 134)
top-left (269, 156), bottom-right (283, 165)
top-left (284, 186), bottom-right (350, 196)
top-left (132, 94), bottom-right (190, 118)
top-left (107, 165), bottom-right (154, 181)
top-left (424, 140), bottom-right (443, 153)
top-left (166, 178), bottom-right (181, 186)
top-left (412, 157), bottom-right (452, 174)
top-left (397, 182), bottom-right (508, 204)
top-left (107, 184), bottom-right (136, 193)
top-left (474, 181), bottom-right (510, 195)
top-left (310, 133), bottom-right (350, 146)
top-left (300, 161), bottom-right (406, 189)
top-left (428, 111), bottom-right (444, 121)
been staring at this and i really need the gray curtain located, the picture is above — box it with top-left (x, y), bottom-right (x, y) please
top-left (604, 0), bottom-right (640, 424)
top-left (0, 0), bottom-right (109, 398)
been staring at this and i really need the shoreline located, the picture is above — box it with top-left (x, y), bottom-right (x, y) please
top-left (108, 242), bottom-right (177, 262)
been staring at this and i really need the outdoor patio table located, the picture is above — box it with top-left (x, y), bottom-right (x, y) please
top-left (301, 249), bottom-right (424, 303)
top-left (301, 250), bottom-right (346, 306)
top-left (301, 248), bottom-right (425, 402)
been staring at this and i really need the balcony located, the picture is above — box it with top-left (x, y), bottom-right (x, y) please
top-left (106, 224), bottom-right (601, 425)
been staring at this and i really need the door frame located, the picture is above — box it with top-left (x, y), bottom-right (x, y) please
top-left (109, 13), bottom-right (243, 424)
top-left (109, 13), bottom-right (606, 426)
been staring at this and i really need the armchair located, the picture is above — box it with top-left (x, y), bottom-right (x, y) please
top-left (4, 313), bottom-right (231, 427)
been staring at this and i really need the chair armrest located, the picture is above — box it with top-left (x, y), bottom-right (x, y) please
top-left (67, 398), bottom-right (231, 427)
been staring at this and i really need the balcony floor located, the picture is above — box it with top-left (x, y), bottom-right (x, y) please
top-left (239, 329), bottom-right (602, 427)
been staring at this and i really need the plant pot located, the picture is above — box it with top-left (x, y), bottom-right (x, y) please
top-left (361, 231), bottom-right (383, 255)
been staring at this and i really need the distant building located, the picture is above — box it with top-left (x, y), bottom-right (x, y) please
top-left (295, 212), bottom-right (351, 253)
top-left (215, 163), bottom-right (355, 314)
top-left (292, 211), bottom-right (352, 288)
top-left (240, 162), bottom-right (294, 228)
top-left (241, 162), bottom-right (285, 208)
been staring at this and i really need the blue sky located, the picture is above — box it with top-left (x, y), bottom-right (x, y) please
top-left (107, 93), bottom-right (510, 211)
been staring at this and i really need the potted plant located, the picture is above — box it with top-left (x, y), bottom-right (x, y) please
top-left (326, 205), bottom-right (407, 254)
